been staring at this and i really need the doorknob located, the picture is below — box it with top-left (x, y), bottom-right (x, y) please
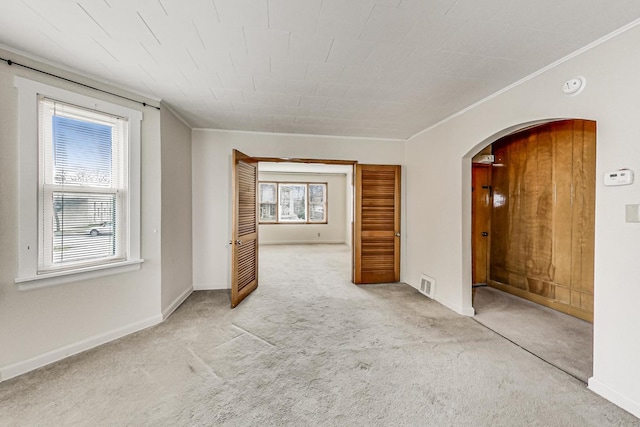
top-left (395, 232), bottom-right (401, 237)
top-left (235, 240), bottom-right (243, 245)
top-left (481, 232), bottom-right (489, 237)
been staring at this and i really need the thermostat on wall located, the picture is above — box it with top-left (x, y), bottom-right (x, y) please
top-left (604, 169), bottom-right (634, 186)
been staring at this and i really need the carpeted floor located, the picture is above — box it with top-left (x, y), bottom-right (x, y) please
top-left (0, 244), bottom-right (637, 426)
top-left (473, 286), bottom-right (593, 383)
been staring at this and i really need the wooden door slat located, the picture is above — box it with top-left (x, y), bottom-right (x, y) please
top-left (354, 164), bottom-right (401, 284)
top-left (231, 150), bottom-right (259, 308)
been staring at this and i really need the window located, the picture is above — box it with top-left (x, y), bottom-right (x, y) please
top-left (279, 183), bottom-right (307, 222)
top-left (39, 98), bottom-right (126, 270)
top-left (259, 183), bottom-right (277, 222)
top-left (308, 184), bottom-right (327, 222)
top-left (15, 77), bottom-right (143, 289)
top-left (258, 181), bottom-right (327, 224)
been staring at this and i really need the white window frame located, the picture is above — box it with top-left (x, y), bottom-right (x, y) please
top-left (14, 77), bottom-right (143, 290)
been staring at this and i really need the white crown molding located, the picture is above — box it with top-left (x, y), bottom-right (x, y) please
top-left (406, 17), bottom-right (640, 142)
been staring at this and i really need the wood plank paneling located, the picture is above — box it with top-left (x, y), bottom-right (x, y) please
top-left (489, 145), bottom-right (509, 285)
top-left (580, 121), bottom-right (597, 300)
top-left (507, 136), bottom-right (527, 279)
top-left (471, 165), bottom-right (491, 284)
top-left (531, 127), bottom-right (554, 286)
top-left (488, 120), bottom-right (596, 322)
top-left (553, 121), bottom-right (574, 288)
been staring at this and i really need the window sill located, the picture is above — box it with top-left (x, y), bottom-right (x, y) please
top-left (15, 259), bottom-right (145, 291)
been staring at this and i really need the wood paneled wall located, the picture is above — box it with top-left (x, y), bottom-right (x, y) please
top-left (489, 120), bottom-right (596, 322)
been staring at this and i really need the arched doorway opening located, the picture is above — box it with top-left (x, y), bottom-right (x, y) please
top-left (465, 119), bottom-right (596, 382)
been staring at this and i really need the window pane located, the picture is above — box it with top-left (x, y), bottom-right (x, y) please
top-left (51, 192), bottom-right (116, 265)
top-left (279, 184), bottom-right (306, 222)
top-left (260, 203), bottom-right (276, 222)
top-left (52, 116), bottom-right (113, 187)
top-left (259, 183), bottom-right (276, 203)
top-left (259, 183), bottom-right (277, 222)
top-left (309, 204), bottom-right (325, 222)
top-left (309, 184), bottom-right (327, 222)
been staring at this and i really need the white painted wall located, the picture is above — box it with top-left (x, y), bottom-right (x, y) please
top-left (191, 130), bottom-right (403, 290)
top-left (0, 49), bottom-right (163, 379)
top-left (258, 171), bottom-right (347, 245)
top-left (160, 105), bottom-right (193, 318)
top-left (404, 23), bottom-right (640, 417)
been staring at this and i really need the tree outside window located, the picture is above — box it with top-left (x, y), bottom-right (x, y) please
top-left (308, 184), bottom-right (327, 223)
top-left (259, 183), bottom-right (277, 222)
top-left (279, 184), bottom-right (307, 222)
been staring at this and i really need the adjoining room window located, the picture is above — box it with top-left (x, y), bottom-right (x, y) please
top-left (38, 97), bottom-right (127, 271)
top-left (308, 184), bottom-right (327, 223)
top-left (258, 181), bottom-right (327, 224)
top-left (259, 183), bottom-right (277, 222)
top-left (279, 183), bottom-right (307, 222)
top-left (14, 77), bottom-right (143, 289)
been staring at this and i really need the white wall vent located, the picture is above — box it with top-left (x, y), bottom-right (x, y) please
top-left (419, 274), bottom-right (436, 299)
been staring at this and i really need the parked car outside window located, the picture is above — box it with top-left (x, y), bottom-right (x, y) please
top-left (87, 221), bottom-right (113, 237)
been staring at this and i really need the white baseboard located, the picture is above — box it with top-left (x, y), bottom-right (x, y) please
top-left (436, 295), bottom-right (475, 317)
top-left (405, 281), bottom-right (475, 316)
top-left (589, 377), bottom-right (640, 418)
top-left (162, 286), bottom-right (193, 320)
top-left (193, 282), bottom-right (229, 290)
top-left (458, 304), bottom-right (476, 316)
top-left (0, 314), bottom-right (162, 383)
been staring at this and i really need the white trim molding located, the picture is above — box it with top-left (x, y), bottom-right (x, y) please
top-left (589, 377), bottom-right (640, 418)
top-left (13, 76), bottom-right (143, 290)
top-left (0, 314), bottom-right (162, 383)
top-left (162, 287), bottom-right (193, 320)
top-left (16, 259), bottom-right (144, 290)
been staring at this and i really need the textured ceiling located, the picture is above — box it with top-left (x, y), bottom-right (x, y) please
top-left (1, 0), bottom-right (640, 139)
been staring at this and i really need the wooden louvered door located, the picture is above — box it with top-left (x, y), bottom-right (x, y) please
top-left (231, 149), bottom-right (258, 308)
top-left (354, 164), bottom-right (401, 284)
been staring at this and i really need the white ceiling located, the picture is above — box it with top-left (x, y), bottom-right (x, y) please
top-left (2, 1), bottom-right (640, 140)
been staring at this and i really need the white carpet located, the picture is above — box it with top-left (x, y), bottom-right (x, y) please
top-left (0, 244), bottom-right (635, 426)
top-left (473, 286), bottom-right (593, 383)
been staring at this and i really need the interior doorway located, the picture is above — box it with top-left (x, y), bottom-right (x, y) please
top-left (471, 119), bottom-right (596, 322)
top-left (230, 153), bottom-right (403, 308)
top-left (469, 119), bottom-right (596, 382)
top-left (257, 161), bottom-right (355, 290)
top-left (257, 162), bottom-right (355, 248)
